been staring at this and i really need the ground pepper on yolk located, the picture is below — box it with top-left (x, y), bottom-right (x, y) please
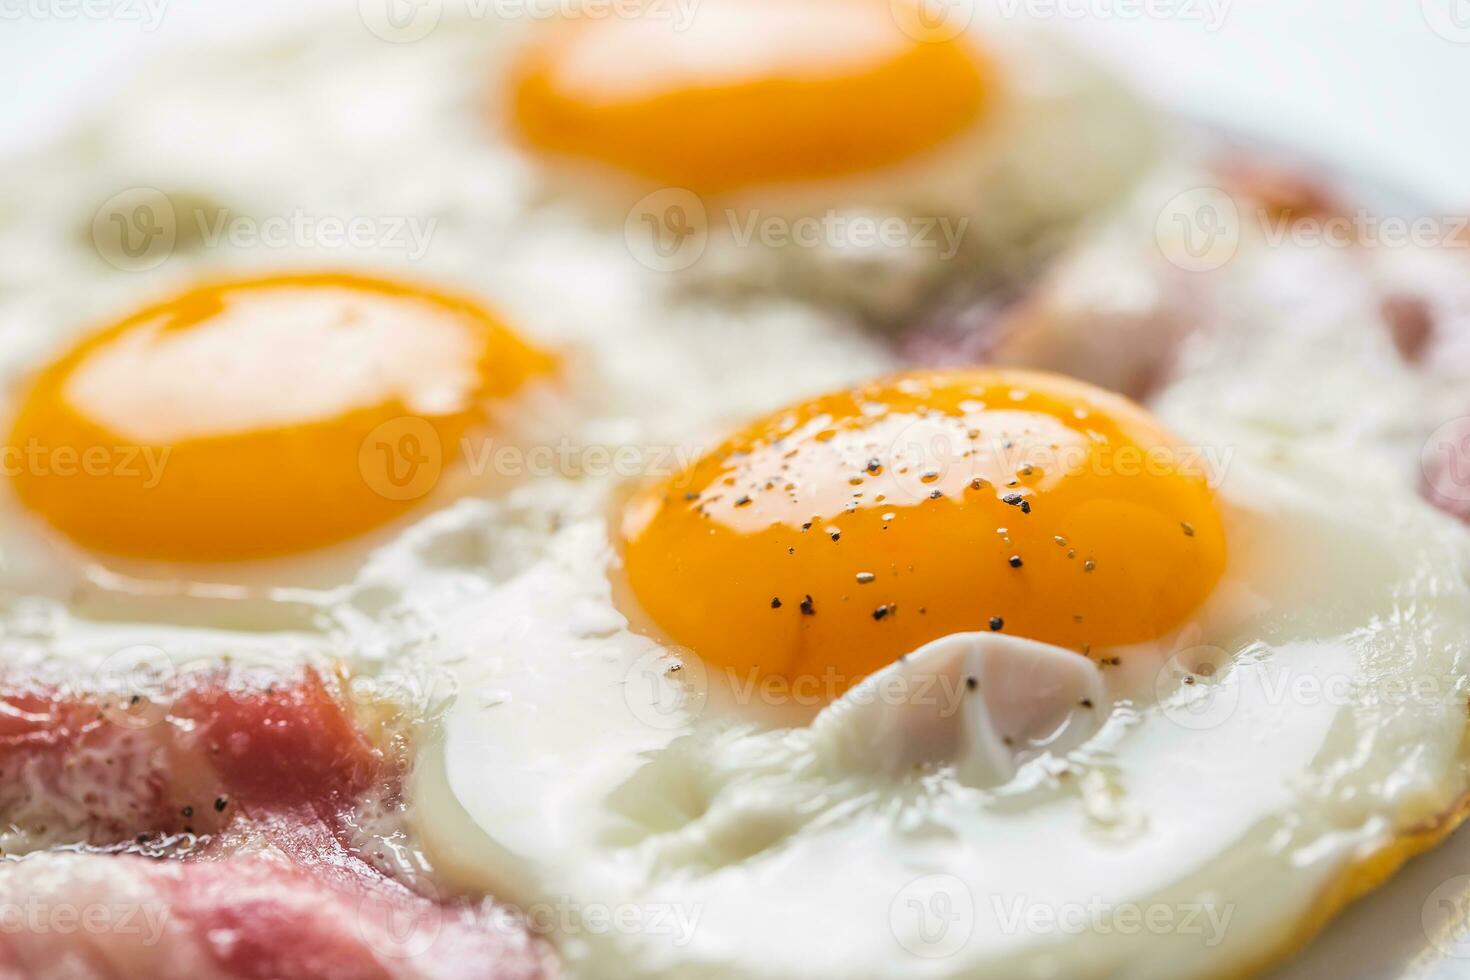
top-left (622, 369), bottom-right (1227, 690)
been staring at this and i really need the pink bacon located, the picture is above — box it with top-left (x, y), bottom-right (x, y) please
top-left (0, 666), bottom-right (555, 980)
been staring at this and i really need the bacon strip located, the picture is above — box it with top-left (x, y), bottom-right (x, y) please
top-left (0, 667), bottom-right (554, 980)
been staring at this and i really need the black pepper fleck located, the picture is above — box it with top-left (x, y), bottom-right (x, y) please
top-left (989, 616), bottom-right (1004, 631)
top-left (800, 595), bottom-right (815, 616)
top-left (1008, 555), bottom-right (1023, 568)
top-left (771, 597), bottom-right (782, 609)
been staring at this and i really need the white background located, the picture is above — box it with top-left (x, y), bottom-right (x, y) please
top-left (2, 0), bottom-right (1470, 207)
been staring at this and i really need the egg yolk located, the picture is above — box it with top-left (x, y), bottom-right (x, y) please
top-left (508, 0), bottom-right (993, 195)
top-left (8, 272), bottom-right (552, 561)
top-left (623, 369), bottom-right (1226, 687)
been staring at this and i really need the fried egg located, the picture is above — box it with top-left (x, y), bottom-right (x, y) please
top-left (9, 272), bottom-right (551, 560)
top-left (409, 363), bottom-right (1470, 979)
top-left (505, 0), bottom-right (1157, 317)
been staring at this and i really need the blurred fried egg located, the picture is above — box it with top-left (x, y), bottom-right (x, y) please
top-left (506, 0), bottom-right (1157, 317)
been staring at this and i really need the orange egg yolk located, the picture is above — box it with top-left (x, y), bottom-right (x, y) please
top-left (623, 369), bottom-right (1226, 688)
top-left (508, 0), bottom-right (994, 195)
top-left (8, 272), bottom-right (552, 561)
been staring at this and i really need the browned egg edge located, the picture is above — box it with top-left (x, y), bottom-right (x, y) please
top-left (1221, 775), bottom-right (1470, 980)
